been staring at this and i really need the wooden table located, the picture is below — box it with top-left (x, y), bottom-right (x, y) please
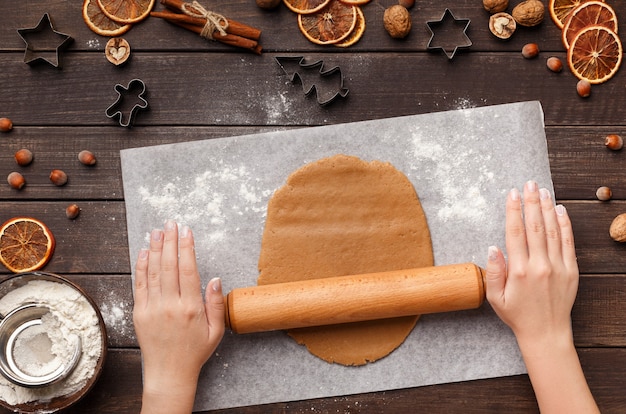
top-left (1, 1), bottom-right (625, 412)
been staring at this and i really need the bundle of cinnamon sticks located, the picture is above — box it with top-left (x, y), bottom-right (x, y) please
top-left (151, 0), bottom-right (262, 54)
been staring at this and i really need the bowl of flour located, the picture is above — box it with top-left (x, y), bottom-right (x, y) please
top-left (0, 272), bottom-right (107, 412)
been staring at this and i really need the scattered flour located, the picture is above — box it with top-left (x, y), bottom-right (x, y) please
top-left (0, 280), bottom-right (103, 406)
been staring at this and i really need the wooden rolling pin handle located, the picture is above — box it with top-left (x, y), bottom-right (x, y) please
top-left (224, 263), bottom-right (486, 334)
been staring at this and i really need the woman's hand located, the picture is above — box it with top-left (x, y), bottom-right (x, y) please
top-left (133, 220), bottom-right (225, 414)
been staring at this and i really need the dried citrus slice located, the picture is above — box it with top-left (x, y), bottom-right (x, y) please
top-left (83, 0), bottom-right (133, 37)
top-left (335, 6), bottom-right (365, 48)
top-left (567, 25), bottom-right (622, 84)
top-left (561, 1), bottom-right (617, 49)
top-left (0, 217), bottom-right (55, 273)
top-left (283, 0), bottom-right (331, 14)
top-left (338, 0), bottom-right (371, 5)
top-left (298, 0), bottom-right (357, 45)
top-left (549, 0), bottom-right (603, 29)
top-left (96, 0), bottom-right (155, 24)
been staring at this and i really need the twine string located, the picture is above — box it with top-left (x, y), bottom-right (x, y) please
top-left (181, 1), bottom-right (229, 40)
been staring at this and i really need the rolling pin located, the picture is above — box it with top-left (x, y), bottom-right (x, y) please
top-left (224, 263), bottom-right (486, 334)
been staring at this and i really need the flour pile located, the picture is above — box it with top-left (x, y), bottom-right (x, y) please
top-left (0, 280), bottom-right (103, 406)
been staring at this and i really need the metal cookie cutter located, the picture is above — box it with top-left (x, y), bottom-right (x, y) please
top-left (17, 13), bottom-right (73, 68)
top-left (105, 79), bottom-right (149, 128)
top-left (275, 56), bottom-right (349, 106)
top-left (0, 303), bottom-right (82, 387)
top-left (426, 9), bottom-right (472, 60)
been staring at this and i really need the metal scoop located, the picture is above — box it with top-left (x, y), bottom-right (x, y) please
top-left (0, 303), bottom-right (82, 387)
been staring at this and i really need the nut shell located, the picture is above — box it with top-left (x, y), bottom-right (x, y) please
top-left (609, 213), bottom-right (626, 242)
top-left (604, 134), bottom-right (623, 150)
top-left (483, 0), bottom-right (508, 13)
top-left (383, 5), bottom-right (412, 39)
top-left (596, 186), bottom-right (612, 201)
top-left (398, 0), bottom-right (415, 9)
top-left (489, 12), bottom-right (516, 40)
top-left (49, 169), bottom-right (68, 186)
top-left (66, 204), bottom-right (80, 219)
top-left (576, 79), bottom-right (591, 98)
top-left (521, 43), bottom-right (539, 59)
top-left (546, 56), bottom-right (563, 72)
top-left (7, 172), bottom-right (25, 190)
top-left (512, 0), bottom-right (545, 27)
top-left (14, 149), bottom-right (33, 166)
top-left (0, 117), bottom-right (12, 132)
top-left (78, 150), bottom-right (97, 165)
top-left (105, 38), bottom-right (131, 66)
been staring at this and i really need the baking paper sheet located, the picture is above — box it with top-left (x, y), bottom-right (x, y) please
top-left (121, 101), bottom-right (551, 411)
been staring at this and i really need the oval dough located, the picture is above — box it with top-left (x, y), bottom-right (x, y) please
top-left (258, 154), bottom-right (433, 366)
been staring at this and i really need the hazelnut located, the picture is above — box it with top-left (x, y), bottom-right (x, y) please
top-left (14, 149), bottom-right (33, 166)
top-left (576, 79), bottom-right (591, 98)
top-left (49, 169), bottom-right (68, 186)
top-left (383, 5), bottom-right (412, 39)
top-left (546, 56), bottom-right (563, 72)
top-left (7, 172), bottom-right (25, 190)
top-left (66, 204), bottom-right (80, 219)
top-left (483, 0), bottom-right (508, 13)
top-left (489, 12), bottom-right (516, 40)
top-left (609, 213), bottom-right (626, 242)
top-left (521, 43), bottom-right (539, 59)
top-left (605, 134), bottom-right (623, 150)
top-left (596, 186), bottom-right (612, 201)
top-left (398, 0), bottom-right (415, 9)
top-left (0, 117), bottom-right (12, 132)
top-left (512, 0), bottom-right (545, 27)
top-left (78, 150), bottom-right (97, 165)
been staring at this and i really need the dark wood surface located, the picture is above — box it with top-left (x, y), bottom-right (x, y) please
top-left (1, 0), bottom-right (626, 412)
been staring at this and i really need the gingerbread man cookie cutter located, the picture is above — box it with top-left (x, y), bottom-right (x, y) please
top-left (105, 79), bottom-right (149, 128)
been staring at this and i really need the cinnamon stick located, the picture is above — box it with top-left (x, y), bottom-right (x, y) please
top-left (150, 11), bottom-right (261, 41)
top-left (164, 20), bottom-right (262, 54)
top-left (160, 0), bottom-right (261, 40)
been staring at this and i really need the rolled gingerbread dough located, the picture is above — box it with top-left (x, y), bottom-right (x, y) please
top-left (258, 154), bottom-right (434, 366)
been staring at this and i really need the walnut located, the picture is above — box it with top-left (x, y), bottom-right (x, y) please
top-left (483, 0), bottom-right (509, 13)
top-left (383, 5), bottom-right (412, 39)
top-left (610, 213), bottom-right (626, 242)
top-left (489, 12), bottom-right (516, 39)
top-left (512, 0), bottom-right (545, 27)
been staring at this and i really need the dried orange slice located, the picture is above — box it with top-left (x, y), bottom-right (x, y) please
top-left (338, 0), bottom-right (371, 5)
top-left (561, 1), bottom-right (617, 49)
top-left (298, 0), bottom-right (357, 45)
top-left (96, 0), bottom-right (155, 24)
top-left (283, 0), bottom-right (331, 14)
top-left (0, 217), bottom-right (55, 273)
top-left (549, 0), bottom-right (603, 29)
top-left (567, 25), bottom-right (622, 84)
top-left (335, 6), bottom-right (365, 48)
top-left (83, 0), bottom-right (133, 37)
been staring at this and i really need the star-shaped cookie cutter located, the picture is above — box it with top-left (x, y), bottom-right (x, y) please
top-left (105, 79), bottom-right (149, 128)
top-left (17, 13), bottom-right (73, 68)
top-left (426, 9), bottom-right (472, 60)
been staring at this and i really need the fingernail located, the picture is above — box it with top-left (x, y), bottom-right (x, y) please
top-left (526, 180), bottom-right (537, 192)
top-left (510, 188), bottom-right (520, 201)
top-left (556, 204), bottom-right (566, 216)
top-left (539, 188), bottom-right (551, 200)
top-left (180, 225), bottom-right (190, 239)
top-left (488, 246), bottom-right (499, 262)
top-left (211, 277), bottom-right (222, 293)
top-left (151, 229), bottom-right (163, 241)
top-left (164, 219), bottom-right (176, 231)
top-left (138, 249), bottom-right (149, 260)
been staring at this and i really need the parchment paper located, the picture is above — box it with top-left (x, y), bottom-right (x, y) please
top-left (121, 101), bottom-right (552, 411)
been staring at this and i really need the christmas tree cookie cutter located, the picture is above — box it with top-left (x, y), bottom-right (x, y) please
top-left (17, 13), bottom-right (73, 68)
top-left (105, 79), bottom-right (149, 128)
top-left (275, 56), bottom-right (349, 106)
top-left (426, 9), bottom-right (472, 60)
